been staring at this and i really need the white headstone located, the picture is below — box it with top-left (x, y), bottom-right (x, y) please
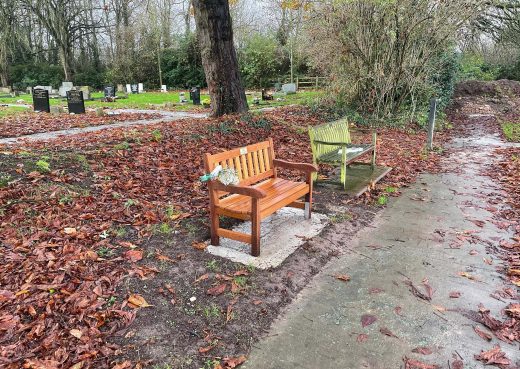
top-left (62, 81), bottom-right (73, 88)
top-left (126, 84), bottom-right (132, 94)
top-left (161, 85), bottom-right (167, 92)
top-left (282, 83), bottom-right (297, 94)
top-left (138, 83), bottom-right (144, 93)
top-left (35, 85), bottom-right (52, 94)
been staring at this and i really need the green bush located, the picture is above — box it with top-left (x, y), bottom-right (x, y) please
top-left (162, 34), bottom-right (206, 88)
top-left (10, 63), bottom-right (64, 89)
top-left (239, 34), bottom-right (283, 88)
top-left (459, 53), bottom-right (499, 81)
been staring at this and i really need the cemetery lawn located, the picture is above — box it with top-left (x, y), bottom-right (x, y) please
top-left (0, 90), bottom-right (322, 113)
top-left (0, 106), bottom-right (448, 369)
top-left (0, 105), bottom-right (30, 118)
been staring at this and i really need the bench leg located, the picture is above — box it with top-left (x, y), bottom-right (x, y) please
top-left (305, 176), bottom-right (313, 220)
top-left (251, 199), bottom-right (261, 257)
top-left (371, 132), bottom-right (377, 169)
top-left (210, 207), bottom-right (220, 246)
top-left (304, 193), bottom-right (312, 220)
top-left (341, 162), bottom-right (348, 190)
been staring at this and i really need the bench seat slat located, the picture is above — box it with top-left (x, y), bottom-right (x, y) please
top-left (216, 178), bottom-right (308, 217)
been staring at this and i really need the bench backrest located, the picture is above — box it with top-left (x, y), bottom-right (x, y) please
top-left (204, 139), bottom-right (275, 197)
top-left (308, 119), bottom-right (351, 160)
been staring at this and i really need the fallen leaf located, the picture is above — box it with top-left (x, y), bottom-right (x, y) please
top-left (369, 287), bottom-right (384, 294)
top-left (421, 278), bottom-right (434, 300)
top-left (234, 270), bottom-right (249, 276)
top-left (394, 306), bottom-right (403, 316)
top-left (69, 329), bottom-right (82, 339)
top-left (207, 283), bottom-right (227, 296)
top-left (474, 345), bottom-right (511, 367)
top-left (361, 314), bottom-right (377, 327)
top-left (357, 333), bottom-right (368, 343)
top-left (198, 345), bottom-right (215, 354)
top-left (63, 227), bottom-right (77, 235)
top-left (451, 359), bottom-right (463, 369)
top-left (473, 325), bottom-right (493, 341)
top-left (412, 347), bottom-right (433, 355)
top-left (449, 291), bottom-right (461, 298)
top-left (334, 274), bottom-right (351, 282)
top-left (192, 241), bottom-right (207, 251)
top-left (380, 326), bottom-right (398, 338)
top-left (458, 271), bottom-right (478, 281)
top-left (469, 250), bottom-right (478, 255)
top-left (156, 253), bottom-right (175, 263)
top-left (194, 273), bottom-right (209, 283)
top-left (112, 361), bottom-right (132, 369)
top-left (405, 280), bottom-right (431, 301)
top-left (221, 355), bottom-right (247, 368)
top-left (125, 249), bottom-right (143, 262)
top-left (432, 305), bottom-right (446, 313)
top-left (127, 294), bottom-right (152, 308)
top-left (403, 356), bottom-right (439, 369)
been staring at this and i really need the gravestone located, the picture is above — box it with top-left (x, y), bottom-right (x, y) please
top-left (66, 90), bottom-right (85, 114)
top-left (33, 88), bottom-right (50, 113)
top-left (190, 87), bottom-right (201, 105)
top-left (282, 83), bottom-right (297, 94)
top-left (35, 85), bottom-right (52, 94)
top-left (126, 84), bottom-right (132, 94)
top-left (59, 82), bottom-right (73, 97)
top-left (104, 86), bottom-right (116, 98)
top-left (26, 87), bottom-right (33, 94)
top-left (179, 92), bottom-right (187, 103)
top-left (0, 87), bottom-right (12, 94)
top-left (131, 84), bottom-right (139, 94)
top-left (117, 84), bottom-right (125, 92)
top-left (274, 82), bottom-right (282, 92)
top-left (161, 85), bottom-right (167, 92)
top-left (138, 83), bottom-right (144, 93)
top-left (80, 86), bottom-right (91, 100)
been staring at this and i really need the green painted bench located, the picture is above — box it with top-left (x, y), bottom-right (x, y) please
top-left (309, 119), bottom-right (377, 190)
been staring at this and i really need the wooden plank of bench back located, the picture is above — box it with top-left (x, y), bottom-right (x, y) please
top-left (204, 139), bottom-right (277, 199)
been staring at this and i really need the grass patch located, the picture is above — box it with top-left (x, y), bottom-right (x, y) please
top-left (330, 212), bottom-right (353, 223)
top-left (0, 106), bottom-right (30, 118)
top-left (502, 122), bottom-right (520, 142)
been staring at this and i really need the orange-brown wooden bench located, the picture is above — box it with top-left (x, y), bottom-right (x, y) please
top-left (204, 138), bottom-right (318, 256)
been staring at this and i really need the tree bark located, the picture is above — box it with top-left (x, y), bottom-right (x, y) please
top-left (192, 0), bottom-right (248, 117)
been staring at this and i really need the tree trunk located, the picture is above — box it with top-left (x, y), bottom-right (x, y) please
top-left (192, 0), bottom-right (248, 117)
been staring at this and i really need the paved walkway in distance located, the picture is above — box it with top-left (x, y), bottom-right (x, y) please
top-left (0, 109), bottom-right (207, 145)
top-left (243, 124), bottom-right (519, 368)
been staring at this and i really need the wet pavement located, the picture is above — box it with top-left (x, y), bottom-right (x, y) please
top-left (243, 126), bottom-right (518, 367)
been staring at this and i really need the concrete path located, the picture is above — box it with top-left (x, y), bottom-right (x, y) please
top-left (244, 131), bottom-right (518, 366)
top-left (0, 109), bottom-right (206, 145)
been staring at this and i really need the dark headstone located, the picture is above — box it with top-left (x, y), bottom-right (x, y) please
top-left (104, 86), bottom-right (115, 98)
top-left (33, 88), bottom-right (50, 113)
top-left (66, 90), bottom-right (85, 114)
top-left (191, 87), bottom-right (201, 105)
top-left (131, 84), bottom-right (139, 94)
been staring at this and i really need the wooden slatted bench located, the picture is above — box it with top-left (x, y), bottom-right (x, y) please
top-left (309, 119), bottom-right (378, 190)
top-left (204, 138), bottom-right (318, 256)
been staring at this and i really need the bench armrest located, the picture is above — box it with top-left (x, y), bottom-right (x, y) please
top-left (211, 181), bottom-right (267, 199)
top-left (273, 159), bottom-right (318, 174)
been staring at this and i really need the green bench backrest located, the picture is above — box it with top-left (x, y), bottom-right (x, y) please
top-left (308, 119), bottom-right (351, 160)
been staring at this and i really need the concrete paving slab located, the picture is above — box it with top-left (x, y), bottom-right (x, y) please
top-left (206, 208), bottom-right (329, 269)
top-left (243, 133), bottom-right (518, 368)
